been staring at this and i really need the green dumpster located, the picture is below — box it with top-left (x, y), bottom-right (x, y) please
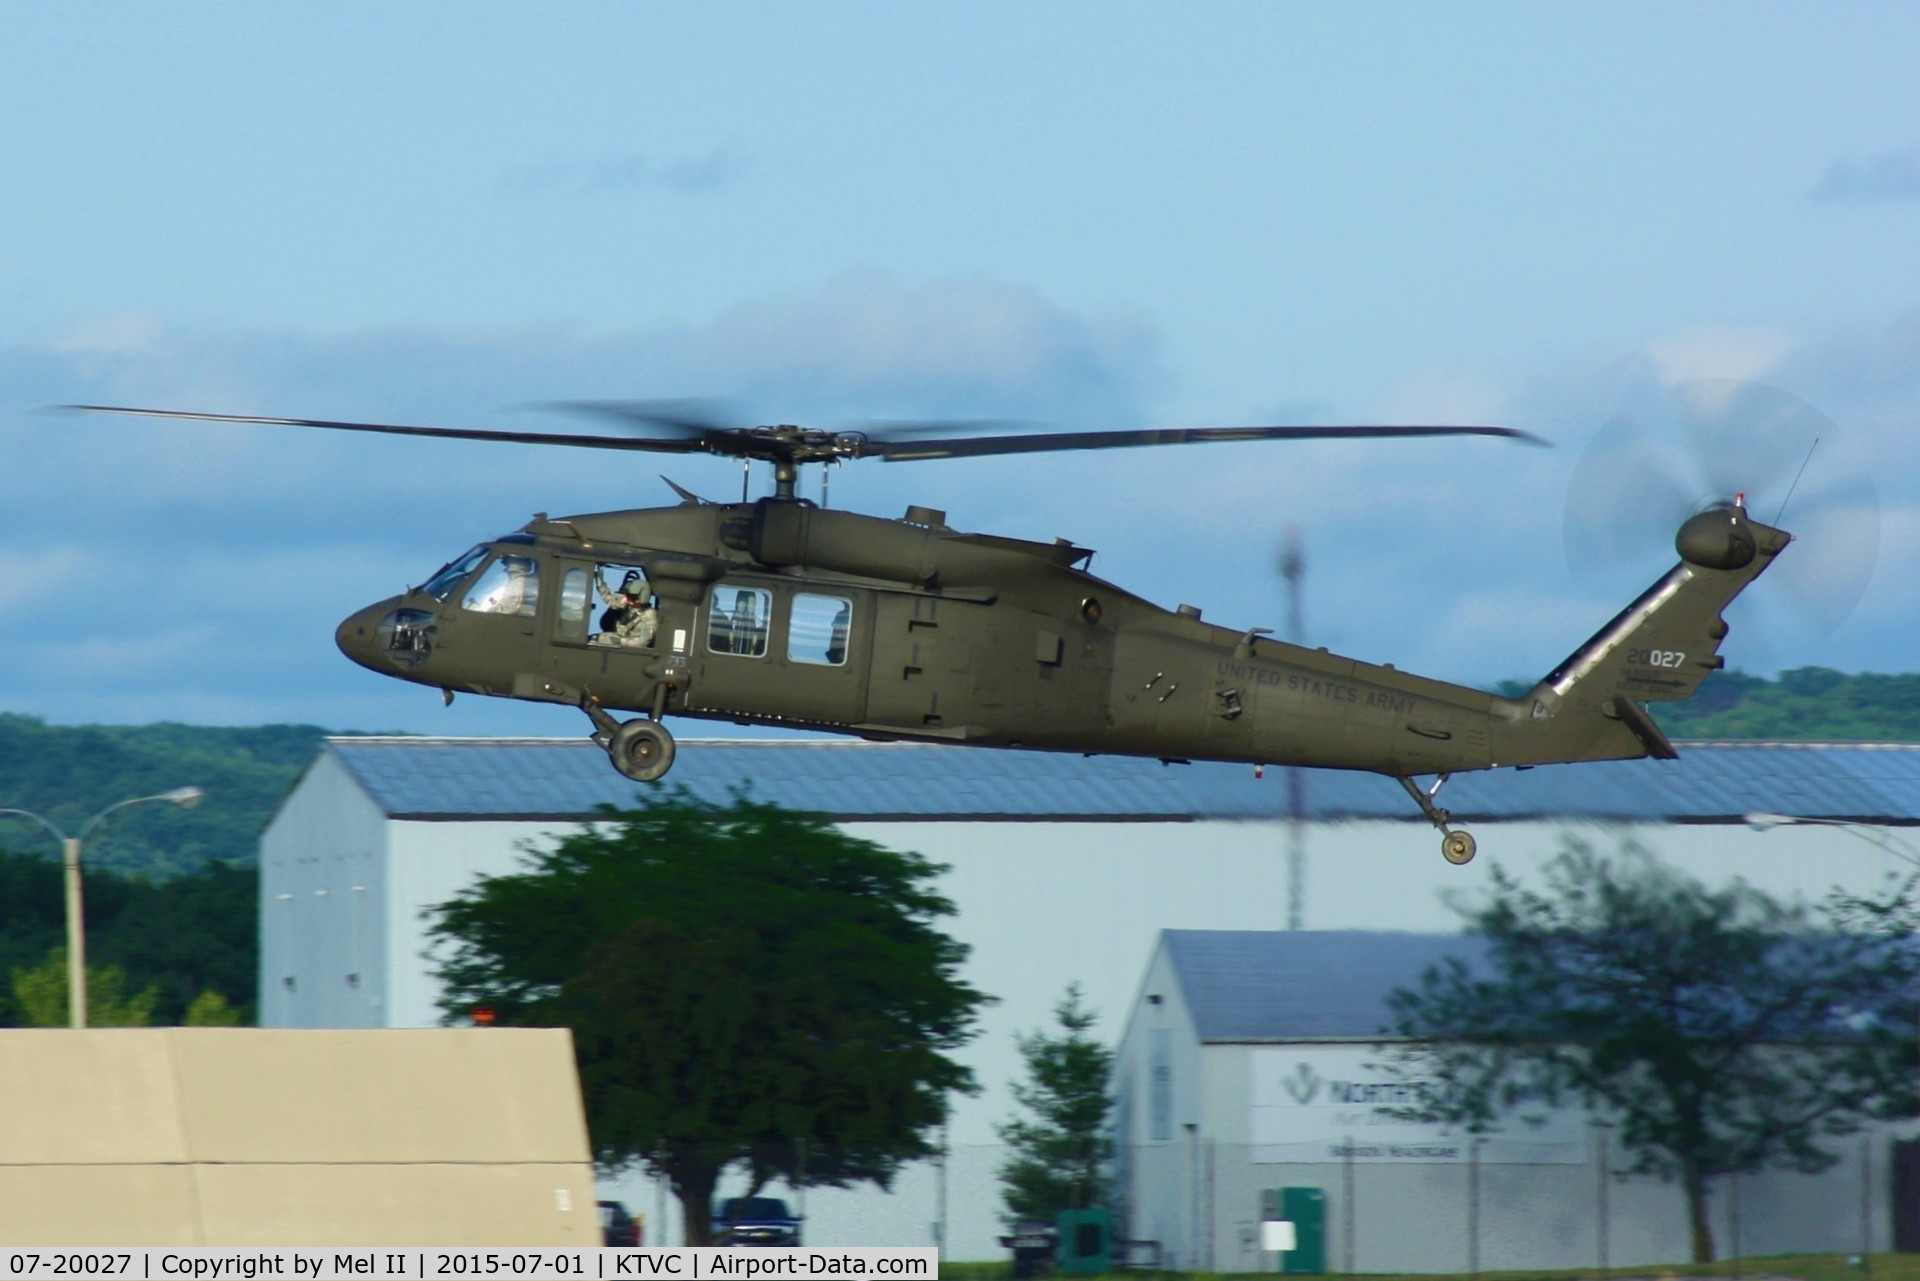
top-left (1054, 1208), bottom-right (1112, 1275)
top-left (1259, 1186), bottom-right (1326, 1274)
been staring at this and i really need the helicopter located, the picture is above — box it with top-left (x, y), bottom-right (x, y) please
top-left (70, 402), bottom-right (1791, 864)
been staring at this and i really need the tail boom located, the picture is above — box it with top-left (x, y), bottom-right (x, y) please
top-left (1491, 507), bottom-right (1790, 768)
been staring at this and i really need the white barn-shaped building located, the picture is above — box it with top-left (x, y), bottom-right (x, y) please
top-left (1116, 929), bottom-right (1917, 1272)
top-left (261, 737), bottom-right (1920, 1259)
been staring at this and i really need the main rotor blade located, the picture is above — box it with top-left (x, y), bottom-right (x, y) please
top-left (61, 406), bottom-right (1548, 469)
top-left (855, 418), bottom-right (1038, 439)
top-left (862, 423), bottom-right (1549, 461)
top-left (61, 405), bottom-right (711, 454)
top-left (543, 399), bottom-right (736, 439)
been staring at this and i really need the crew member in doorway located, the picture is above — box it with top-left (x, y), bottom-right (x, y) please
top-left (593, 569), bottom-right (658, 647)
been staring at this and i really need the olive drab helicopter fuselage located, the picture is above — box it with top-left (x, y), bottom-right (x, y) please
top-left (72, 405), bottom-right (1792, 863)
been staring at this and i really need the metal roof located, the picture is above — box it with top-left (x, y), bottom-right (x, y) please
top-left (319, 736), bottom-right (1920, 823)
top-left (1156, 927), bottom-right (1892, 1044)
top-left (1159, 929), bottom-right (1485, 1041)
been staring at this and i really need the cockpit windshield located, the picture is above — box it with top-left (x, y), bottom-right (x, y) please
top-left (421, 545), bottom-right (489, 602)
top-left (462, 555), bottom-right (540, 617)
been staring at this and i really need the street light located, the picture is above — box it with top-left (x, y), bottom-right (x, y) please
top-left (0, 786), bottom-right (205, 1028)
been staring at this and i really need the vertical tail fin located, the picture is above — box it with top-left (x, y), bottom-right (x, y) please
top-left (1492, 505), bottom-right (1790, 767)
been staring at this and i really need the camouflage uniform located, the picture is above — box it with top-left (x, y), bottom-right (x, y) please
top-left (593, 573), bottom-right (658, 647)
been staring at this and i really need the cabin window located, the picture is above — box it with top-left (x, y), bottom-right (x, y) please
top-left (421, 545), bottom-right (489, 602)
top-left (708, 586), bottom-right (771, 657)
top-left (557, 568), bottom-right (590, 641)
top-left (789, 593), bottom-right (852, 666)
top-left (461, 555), bottom-right (540, 617)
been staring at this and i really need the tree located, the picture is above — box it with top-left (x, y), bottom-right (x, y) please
top-left (182, 989), bottom-right (244, 1026)
top-left (0, 851), bottom-right (257, 1026)
top-left (997, 983), bottom-right (1114, 1225)
top-left (1381, 841), bottom-right (1920, 1263)
top-left (10, 947), bottom-right (159, 1027)
top-left (428, 789), bottom-right (992, 1244)
top-left (91, 859), bottom-right (259, 1024)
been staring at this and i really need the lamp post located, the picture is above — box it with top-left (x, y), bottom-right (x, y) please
top-left (0, 787), bottom-right (205, 1028)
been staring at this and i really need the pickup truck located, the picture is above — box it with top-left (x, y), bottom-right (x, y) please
top-left (712, 1196), bottom-right (803, 1246)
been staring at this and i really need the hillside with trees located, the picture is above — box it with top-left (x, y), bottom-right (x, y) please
top-left (1495, 667), bottom-right (1920, 743)
top-left (0, 715), bottom-right (341, 874)
top-left (1652, 668), bottom-right (1920, 741)
top-left (0, 668), bottom-right (1913, 881)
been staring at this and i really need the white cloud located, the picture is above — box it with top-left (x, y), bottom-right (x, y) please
top-left (1370, 369), bottom-right (1513, 428)
top-left (681, 271), bottom-right (1163, 424)
top-left (1645, 325), bottom-right (1794, 387)
top-left (51, 311), bottom-right (166, 356)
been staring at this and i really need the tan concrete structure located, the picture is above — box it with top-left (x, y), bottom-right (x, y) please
top-left (0, 1028), bottom-right (597, 1245)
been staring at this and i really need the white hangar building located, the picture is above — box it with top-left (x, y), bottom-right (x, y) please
top-left (261, 736), bottom-right (1920, 1260)
top-left (1116, 929), bottom-right (1916, 1274)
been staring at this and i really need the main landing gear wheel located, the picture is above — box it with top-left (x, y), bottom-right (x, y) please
top-left (608, 718), bottom-right (676, 783)
top-left (1398, 774), bottom-right (1478, 865)
top-left (1441, 830), bottom-right (1478, 865)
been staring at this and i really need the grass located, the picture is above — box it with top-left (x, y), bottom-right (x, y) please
top-left (935, 1256), bottom-right (1920, 1281)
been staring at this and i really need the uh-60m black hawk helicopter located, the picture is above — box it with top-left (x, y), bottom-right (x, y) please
top-left (76, 402), bottom-right (1791, 864)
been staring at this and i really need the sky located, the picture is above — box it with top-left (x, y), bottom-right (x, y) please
top-left (1, 2), bottom-right (1916, 736)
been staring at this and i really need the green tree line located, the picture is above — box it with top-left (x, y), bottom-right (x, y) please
top-left (0, 850), bottom-right (257, 1025)
top-left (0, 714), bottom-right (346, 874)
top-left (1491, 666), bottom-right (1920, 742)
top-left (1653, 667), bottom-right (1920, 740)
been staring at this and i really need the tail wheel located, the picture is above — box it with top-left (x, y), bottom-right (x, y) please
top-left (607, 719), bottom-right (676, 783)
top-left (1441, 830), bottom-right (1477, 865)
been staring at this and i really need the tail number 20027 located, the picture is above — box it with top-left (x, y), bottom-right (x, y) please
top-left (1629, 648), bottom-right (1687, 669)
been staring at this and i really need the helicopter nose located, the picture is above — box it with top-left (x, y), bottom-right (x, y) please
top-left (335, 603), bottom-right (391, 673)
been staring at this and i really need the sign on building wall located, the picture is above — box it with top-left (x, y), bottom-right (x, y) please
top-left (1250, 1046), bottom-right (1588, 1164)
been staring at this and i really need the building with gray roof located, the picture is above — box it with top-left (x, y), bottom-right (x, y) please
top-left (261, 736), bottom-right (1920, 1260)
top-left (296, 734), bottom-right (1920, 824)
top-left (1116, 928), bottom-right (1914, 1271)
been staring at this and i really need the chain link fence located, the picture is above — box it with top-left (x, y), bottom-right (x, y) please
top-left (593, 1132), bottom-right (1897, 1268)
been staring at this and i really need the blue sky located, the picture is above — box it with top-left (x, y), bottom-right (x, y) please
top-left (2, 3), bottom-right (1915, 734)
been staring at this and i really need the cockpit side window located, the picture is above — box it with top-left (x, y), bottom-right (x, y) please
top-left (421, 545), bottom-right (489, 602)
top-left (462, 555), bottom-right (541, 617)
top-left (557, 567), bottom-right (591, 641)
